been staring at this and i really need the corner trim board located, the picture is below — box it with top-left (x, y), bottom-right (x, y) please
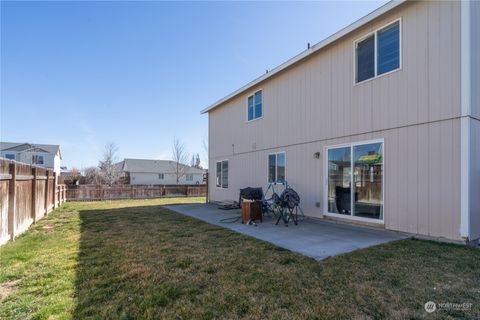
top-left (460, 0), bottom-right (471, 239)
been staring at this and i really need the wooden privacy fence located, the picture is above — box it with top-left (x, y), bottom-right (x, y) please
top-left (66, 184), bottom-right (206, 201)
top-left (0, 159), bottom-right (66, 246)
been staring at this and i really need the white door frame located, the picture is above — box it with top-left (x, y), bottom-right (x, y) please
top-left (323, 138), bottom-right (385, 224)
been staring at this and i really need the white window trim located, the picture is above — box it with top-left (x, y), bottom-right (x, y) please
top-left (353, 18), bottom-right (402, 86)
top-left (268, 151), bottom-right (286, 184)
top-left (215, 159), bottom-right (229, 189)
top-left (246, 89), bottom-right (263, 122)
top-left (323, 138), bottom-right (385, 225)
top-left (158, 173), bottom-right (164, 180)
top-left (5, 154), bottom-right (15, 160)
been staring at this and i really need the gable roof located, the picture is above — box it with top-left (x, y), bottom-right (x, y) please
top-left (0, 142), bottom-right (62, 159)
top-left (119, 158), bottom-right (205, 174)
top-left (200, 0), bottom-right (405, 114)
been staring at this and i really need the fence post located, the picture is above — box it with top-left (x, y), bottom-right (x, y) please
top-left (53, 172), bottom-right (57, 209)
top-left (31, 167), bottom-right (37, 223)
top-left (45, 170), bottom-right (50, 215)
top-left (8, 162), bottom-right (17, 240)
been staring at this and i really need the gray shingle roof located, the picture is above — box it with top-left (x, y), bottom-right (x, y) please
top-left (0, 142), bottom-right (62, 159)
top-left (119, 158), bottom-right (205, 174)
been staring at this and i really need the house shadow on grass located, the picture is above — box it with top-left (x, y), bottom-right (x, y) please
top-left (73, 204), bottom-right (199, 319)
top-left (73, 204), bottom-right (313, 319)
top-left (73, 204), bottom-right (480, 319)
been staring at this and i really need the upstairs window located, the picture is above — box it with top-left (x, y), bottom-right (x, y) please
top-left (355, 20), bottom-right (400, 83)
top-left (216, 160), bottom-right (228, 188)
top-left (158, 173), bottom-right (164, 180)
top-left (5, 154), bottom-right (15, 160)
top-left (268, 152), bottom-right (286, 184)
top-left (32, 155), bottom-right (44, 165)
top-left (247, 90), bottom-right (262, 121)
top-left (186, 174), bottom-right (193, 181)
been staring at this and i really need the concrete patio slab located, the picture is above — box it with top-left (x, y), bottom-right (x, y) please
top-left (164, 203), bottom-right (409, 260)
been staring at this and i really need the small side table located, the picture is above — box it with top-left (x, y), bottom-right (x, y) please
top-left (241, 200), bottom-right (262, 224)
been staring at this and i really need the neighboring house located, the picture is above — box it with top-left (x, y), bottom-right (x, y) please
top-left (118, 158), bottom-right (205, 185)
top-left (202, 1), bottom-right (480, 244)
top-left (0, 142), bottom-right (62, 175)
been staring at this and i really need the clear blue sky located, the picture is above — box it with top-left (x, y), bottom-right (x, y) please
top-left (1, 0), bottom-right (387, 169)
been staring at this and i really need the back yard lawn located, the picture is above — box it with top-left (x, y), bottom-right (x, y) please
top-left (0, 198), bottom-right (479, 319)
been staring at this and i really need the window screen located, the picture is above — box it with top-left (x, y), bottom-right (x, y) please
top-left (268, 154), bottom-right (276, 183)
top-left (377, 21), bottom-right (400, 75)
top-left (355, 20), bottom-right (400, 83)
top-left (247, 91), bottom-right (262, 121)
top-left (268, 152), bottom-right (286, 183)
top-left (356, 35), bottom-right (375, 83)
top-left (221, 161), bottom-right (228, 188)
top-left (216, 162), bottom-right (222, 187)
top-left (247, 96), bottom-right (254, 121)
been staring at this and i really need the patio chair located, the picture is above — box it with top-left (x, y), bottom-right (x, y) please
top-left (275, 187), bottom-right (301, 226)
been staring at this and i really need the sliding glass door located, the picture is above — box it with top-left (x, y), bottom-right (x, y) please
top-left (326, 140), bottom-right (384, 221)
top-left (327, 147), bottom-right (352, 215)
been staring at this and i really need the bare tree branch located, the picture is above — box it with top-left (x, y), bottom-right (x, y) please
top-left (83, 166), bottom-right (103, 185)
top-left (171, 137), bottom-right (189, 184)
top-left (201, 135), bottom-right (208, 169)
top-left (65, 167), bottom-right (81, 185)
top-left (98, 142), bottom-right (121, 186)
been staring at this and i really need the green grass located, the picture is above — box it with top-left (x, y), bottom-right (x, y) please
top-left (0, 198), bottom-right (479, 319)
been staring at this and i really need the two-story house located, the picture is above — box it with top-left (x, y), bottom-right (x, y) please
top-left (202, 1), bottom-right (480, 244)
top-left (0, 142), bottom-right (62, 174)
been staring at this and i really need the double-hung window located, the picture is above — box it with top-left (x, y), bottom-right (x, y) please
top-left (268, 152), bottom-right (286, 184)
top-left (216, 160), bottom-right (228, 188)
top-left (247, 90), bottom-right (262, 121)
top-left (186, 174), bottom-right (193, 181)
top-left (158, 173), bottom-right (164, 180)
top-left (32, 155), bottom-right (44, 165)
top-left (355, 20), bottom-right (400, 83)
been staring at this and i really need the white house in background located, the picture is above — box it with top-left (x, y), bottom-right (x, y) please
top-left (118, 158), bottom-right (205, 185)
top-left (0, 142), bottom-right (62, 174)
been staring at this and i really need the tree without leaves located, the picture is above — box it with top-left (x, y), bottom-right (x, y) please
top-left (171, 137), bottom-right (189, 184)
top-left (195, 153), bottom-right (201, 169)
top-left (98, 142), bottom-right (121, 186)
top-left (65, 167), bottom-right (81, 185)
top-left (201, 135), bottom-right (208, 169)
top-left (83, 166), bottom-right (103, 185)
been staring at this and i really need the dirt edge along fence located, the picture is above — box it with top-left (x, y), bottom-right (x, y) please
top-left (0, 158), bottom-right (66, 246)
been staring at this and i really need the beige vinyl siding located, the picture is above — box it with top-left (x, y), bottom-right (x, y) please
top-left (210, 1), bottom-right (461, 159)
top-left (208, 1), bottom-right (463, 240)
top-left (209, 120), bottom-right (461, 240)
top-left (472, 0), bottom-right (480, 119)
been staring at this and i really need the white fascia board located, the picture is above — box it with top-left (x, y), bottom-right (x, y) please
top-left (200, 0), bottom-right (406, 114)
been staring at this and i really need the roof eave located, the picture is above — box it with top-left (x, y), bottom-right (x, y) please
top-left (200, 0), bottom-right (405, 115)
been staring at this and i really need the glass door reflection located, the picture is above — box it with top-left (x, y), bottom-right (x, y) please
top-left (353, 143), bottom-right (383, 219)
